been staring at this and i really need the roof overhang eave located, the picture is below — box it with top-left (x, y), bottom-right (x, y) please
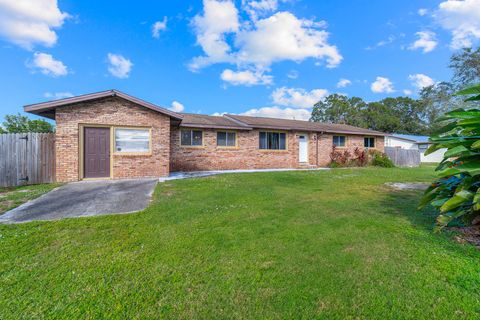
top-left (23, 89), bottom-right (183, 121)
top-left (243, 124), bottom-right (387, 136)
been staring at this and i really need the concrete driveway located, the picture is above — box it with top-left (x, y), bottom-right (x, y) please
top-left (0, 179), bottom-right (157, 224)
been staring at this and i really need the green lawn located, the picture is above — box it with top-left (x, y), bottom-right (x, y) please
top-left (1, 167), bottom-right (479, 319)
top-left (0, 183), bottom-right (60, 214)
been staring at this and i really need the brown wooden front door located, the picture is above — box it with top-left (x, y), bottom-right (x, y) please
top-left (84, 127), bottom-right (110, 178)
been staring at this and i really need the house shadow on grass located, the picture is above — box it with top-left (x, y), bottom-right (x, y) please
top-left (378, 187), bottom-right (480, 257)
top-left (379, 188), bottom-right (437, 232)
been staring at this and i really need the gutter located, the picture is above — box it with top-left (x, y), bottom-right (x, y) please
top-left (316, 131), bottom-right (323, 166)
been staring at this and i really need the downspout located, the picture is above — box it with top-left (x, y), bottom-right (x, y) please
top-left (316, 131), bottom-right (323, 167)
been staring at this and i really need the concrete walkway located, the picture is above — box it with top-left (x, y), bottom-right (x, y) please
top-left (0, 179), bottom-right (157, 224)
top-left (159, 167), bottom-right (329, 182)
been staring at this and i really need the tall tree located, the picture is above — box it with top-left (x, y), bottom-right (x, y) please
top-left (2, 114), bottom-right (54, 133)
top-left (381, 97), bottom-right (428, 134)
top-left (450, 47), bottom-right (480, 87)
top-left (310, 94), bottom-right (367, 127)
top-left (364, 97), bottom-right (428, 134)
top-left (362, 101), bottom-right (401, 133)
top-left (420, 46), bottom-right (480, 132)
top-left (310, 95), bottom-right (429, 134)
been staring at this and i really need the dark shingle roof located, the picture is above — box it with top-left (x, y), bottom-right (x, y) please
top-left (179, 113), bottom-right (251, 130)
top-left (225, 114), bottom-right (387, 136)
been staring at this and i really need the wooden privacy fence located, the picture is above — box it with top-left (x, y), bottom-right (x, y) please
top-left (385, 146), bottom-right (420, 167)
top-left (0, 133), bottom-right (55, 187)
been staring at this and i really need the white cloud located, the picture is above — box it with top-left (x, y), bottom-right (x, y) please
top-left (366, 35), bottom-right (396, 50)
top-left (189, 1), bottom-right (342, 84)
top-left (418, 8), bottom-right (428, 16)
top-left (44, 92), bottom-right (73, 99)
top-left (241, 106), bottom-right (311, 120)
top-left (107, 53), bottom-right (133, 79)
top-left (336, 78), bottom-right (352, 88)
top-left (242, 0), bottom-right (278, 20)
top-left (409, 31), bottom-right (438, 53)
top-left (408, 73), bottom-right (435, 90)
top-left (28, 52), bottom-right (68, 76)
top-left (435, 0), bottom-right (480, 49)
top-left (271, 87), bottom-right (328, 108)
top-left (152, 17), bottom-right (168, 38)
top-left (287, 70), bottom-right (298, 79)
top-left (235, 11), bottom-right (342, 68)
top-left (371, 77), bottom-right (395, 93)
top-left (0, 0), bottom-right (69, 49)
top-left (169, 101), bottom-right (185, 112)
top-left (189, 0), bottom-right (239, 70)
top-left (403, 89), bottom-right (413, 95)
top-left (220, 68), bottom-right (273, 86)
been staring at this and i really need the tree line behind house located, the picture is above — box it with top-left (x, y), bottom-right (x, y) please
top-left (0, 114), bottom-right (54, 134)
top-left (310, 47), bottom-right (480, 135)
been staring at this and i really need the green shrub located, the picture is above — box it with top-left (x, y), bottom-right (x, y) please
top-left (371, 152), bottom-right (395, 167)
top-left (329, 146), bottom-right (352, 167)
top-left (328, 161), bottom-right (341, 168)
top-left (329, 146), bottom-right (394, 168)
top-left (419, 84), bottom-right (480, 231)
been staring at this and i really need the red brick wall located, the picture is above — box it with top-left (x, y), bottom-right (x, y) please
top-left (315, 134), bottom-right (385, 166)
top-left (170, 128), bottom-right (385, 171)
top-left (55, 97), bottom-right (171, 182)
top-left (55, 98), bottom-right (385, 180)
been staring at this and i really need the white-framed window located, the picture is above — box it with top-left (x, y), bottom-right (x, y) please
top-left (114, 128), bottom-right (150, 153)
top-left (259, 131), bottom-right (287, 150)
top-left (217, 131), bottom-right (236, 147)
top-left (364, 137), bottom-right (375, 148)
top-left (333, 135), bottom-right (346, 147)
top-left (181, 129), bottom-right (203, 146)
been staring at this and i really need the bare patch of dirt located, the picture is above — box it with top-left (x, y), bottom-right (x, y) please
top-left (450, 226), bottom-right (480, 248)
top-left (0, 200), bottom-right (15, 213)
top-left (16, 189), bottom-right (32, 193)
top-left (386, 182), bottom-right (430, 191)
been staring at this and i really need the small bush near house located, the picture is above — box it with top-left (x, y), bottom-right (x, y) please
top-left (329, 146), bottom-right (393, 168)
top-left (353, 147), bottom-right (368, 166)
top-left (370, 150), bottom-right (395, 168)
top-left (419, 84), bottom-right (480, 231)
top-left (329, 146), bottom-right (351, 167)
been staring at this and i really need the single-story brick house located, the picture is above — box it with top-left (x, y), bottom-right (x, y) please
top-left (24, 89), bottom-right (387, 182)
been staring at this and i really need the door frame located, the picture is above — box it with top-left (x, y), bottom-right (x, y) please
top-left (79, 124), bottom-right (113, 180)
top-left (298, 133), bottom-right (309, 163)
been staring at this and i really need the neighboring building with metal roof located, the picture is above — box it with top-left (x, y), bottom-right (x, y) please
top-left (385, 134), bottom-right (446, 163)
top-left (24, 89), bottom-right (388, 182)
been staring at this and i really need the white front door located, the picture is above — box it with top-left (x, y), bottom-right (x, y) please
top-left (298, 135), bottom-right (308, 163)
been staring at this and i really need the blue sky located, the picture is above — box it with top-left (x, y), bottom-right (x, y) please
top-left (0, 0), bottom-right (479, 121)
